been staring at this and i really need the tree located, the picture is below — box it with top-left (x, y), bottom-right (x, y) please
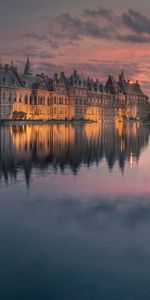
top-left (12, 111), bottom-right (27, 120)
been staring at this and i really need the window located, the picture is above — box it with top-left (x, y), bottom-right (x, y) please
top-left (9, 93), bottom-right (11, 102)
top-left (3, 91), bottom-right (5, 101)
top-left (59, 97), bottom-right (63, 105)
top-left (19, 94), bottom-right (22, 103)
top-left (39, 97), bottom-right (41, 105)
top-left (25, 95), bottom-right (28, 105)
top-left (14, 93), bottom-right (16, 102)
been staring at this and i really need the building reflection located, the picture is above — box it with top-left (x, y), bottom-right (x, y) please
top-left (0, 122), bottom-right (149, 184)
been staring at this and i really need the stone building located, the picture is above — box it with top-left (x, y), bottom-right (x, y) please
top-left (0, 58), bottom-right (149, 121)
top-left (105, 70), bottom-right (149, 121)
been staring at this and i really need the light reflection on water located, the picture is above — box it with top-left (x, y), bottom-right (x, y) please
top-left (0, 123), bottom-right (150, 299)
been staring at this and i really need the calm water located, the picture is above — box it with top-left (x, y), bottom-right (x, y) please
top-left (0, 122), bottom-right (150, 299)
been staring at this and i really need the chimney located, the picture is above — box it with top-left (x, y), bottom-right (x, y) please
top-left (74, 70), bottom-right (77, 76)
top-left (5, 64), bottom-right (9, 71)
top-left (60, 71), bottom-right (65, 78)
top-left (10, 61), bottom-right (14, 68)
top-left (54, 73), bottom-right (58, 81)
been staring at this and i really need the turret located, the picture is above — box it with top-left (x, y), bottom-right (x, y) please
top-left (119, 69), bottom-right (126, 82)
top-left (24, 56), bottom-right (32, 76)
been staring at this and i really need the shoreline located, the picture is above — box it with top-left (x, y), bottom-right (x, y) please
top-left (0, 119), bottom-right (148, 126)
top-left (0, 119), bottom-right (98, 126)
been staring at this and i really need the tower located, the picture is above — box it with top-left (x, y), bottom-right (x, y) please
top-left (119, 69), bottom-right (126, 82)
top-left (24, 56), bottom-right (32, 76)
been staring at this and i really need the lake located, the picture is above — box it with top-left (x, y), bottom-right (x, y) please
top-left (0, 122), bottom-right (150, 300)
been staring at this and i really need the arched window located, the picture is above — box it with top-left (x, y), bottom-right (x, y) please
top-left (14, 93), bottom-right (17, 102)
top-left (25, 95), bottom-right (28, 104)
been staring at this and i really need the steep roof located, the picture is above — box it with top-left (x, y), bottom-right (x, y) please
top-left (105, 74), bottom-right (119, 94)
top-left (24, 57), bottom-right (32, 76)
top-left (118, 69), bottom-right (147, 97)
top-left (20, 73), bottom-right (48, 90)
top-left (119, 80), bottom-right (146, 96)
top-left (119, 69), bottom-right (126, 82)
top-left (0, 64), bottom-right (22, 88)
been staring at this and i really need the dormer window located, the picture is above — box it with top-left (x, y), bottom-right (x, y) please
top-left (23, 81), bottom-right (27, 87)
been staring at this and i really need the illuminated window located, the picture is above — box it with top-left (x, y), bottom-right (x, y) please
top-left (25, 95), bottom-right (28, 105)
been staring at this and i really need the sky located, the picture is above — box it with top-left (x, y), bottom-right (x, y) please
top-left (1, 0), bottom-right (150, 94)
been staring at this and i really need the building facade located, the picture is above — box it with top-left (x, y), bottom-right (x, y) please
top-left (0, 58), bottom-right (149, 121)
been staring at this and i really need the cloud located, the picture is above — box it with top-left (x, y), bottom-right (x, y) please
top-left (123, 9), bottom-right (150, 34)
top-left (34, 62), bottom-right (65, 75)
top-left (116, 33), bottom-right (150, 43)
top-left (28, 193), bottom-right (150, 232)
top-left (0, 45), bottom-right (56, 60)
top-left (83, 7), bottom-right (114, 18)
top-left (23, 33), bottom-right (48, 42)
top-left (2, 6), bottom-right (150, 95)
top-left (23, 13), bottom-right (114, 50)
top-left (22, 8), bottom-right (150, 47)
top-left (83, 6), bottom-right (121, 27)
top-left (48, 13), bottom-right (112, 42)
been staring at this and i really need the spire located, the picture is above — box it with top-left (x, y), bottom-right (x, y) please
top-left (119, 69), bottom-right (125, 82)
top-left (24, 56), bottom-right (32, 76)
top-left (11, 60), bottom-right (14, 68)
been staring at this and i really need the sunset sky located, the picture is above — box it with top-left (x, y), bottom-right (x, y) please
top-left (1, 0), bottom-right (150, 94)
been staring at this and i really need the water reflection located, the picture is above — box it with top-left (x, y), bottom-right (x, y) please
top-left (0, 122), bottom-right (149, 184)
top-left (0, 123), bottom-right (150, 300)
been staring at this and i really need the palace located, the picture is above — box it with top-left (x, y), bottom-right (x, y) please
top-left (0, 57), bottom-right (149, 121)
